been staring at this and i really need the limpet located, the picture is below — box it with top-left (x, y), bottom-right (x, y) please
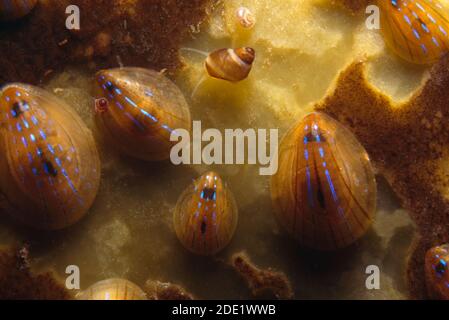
top-left (425, 244), bottom-right (449, 299)
top-left (0, 84), bottom-right (101, 230)
top-left (173, 171), bottom-right (238, 255)
top-left (378, 0), bottom-right (449, 64)
top-left (271, 112), bottom-right (377, 250)
top-left (0, 0), bottom-right (37, 21)
top-left (76, 278), bottom-right (147, 300)
top-left (93, 67), bottom-right (191, 161)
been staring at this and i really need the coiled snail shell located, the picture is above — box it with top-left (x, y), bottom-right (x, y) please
top-left (0, 0), bottom-right (37, 21)
top-left (271, 112), bottom-right (377, 251)
top-left (93, 68), bottom-right (192, 161)
top-left (378, 0), bottom-right (449, 64)
top-left (77, 279), bottom-right (147, 300)
top-left (173, 171), bottom-right (238, 256)
top-left (425, 244), bottom-right (449, 299)
top-left (205, 47), bottom-right (256, 82)
top-left (0, 84), bottom-right (101, 230)
top-left (236, 7), bottom-right (256, 29)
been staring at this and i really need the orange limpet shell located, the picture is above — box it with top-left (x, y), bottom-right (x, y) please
top-left (77, 279), bottom-right (147, 300)
top-left (379, 0), bottom-right (449, 64)
top-left (271, 112), bottom-right (377, 251)
top-left (173, 171), bottom-right (238, 256)
top-left (0, 84), bottom-right (100, 230)
top-left (0, 0), bottom-right (37, 21)
top-left (93, 67), bottom-right (191, 161)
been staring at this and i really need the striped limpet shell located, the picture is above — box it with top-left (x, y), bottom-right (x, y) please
top-left (271, 112), bottom-right (377, 251)
top-left (93, 67), bottom-right (191, 161)
top-left (76, 278), bottom-right (147, 300)
top-left (0, 84), bottom-right (101, 230)
top-left (173, 171), bottom-right (238, 256)
top-left (379, 0), bottom-right (449, 64)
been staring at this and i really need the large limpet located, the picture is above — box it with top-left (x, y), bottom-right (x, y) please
top-left (271, 112), bottom-right (377, 250)
top-left (0, 84), bottom-right (101, 230)
top-left (378, 0), bottom-right (449, 64)
top-left (93, 67), bottom-right (191, 161)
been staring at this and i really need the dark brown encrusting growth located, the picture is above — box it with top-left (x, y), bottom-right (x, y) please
top-left (0, 246), bottom-right (71, 299)
top-left (0, 0), bottom-right (212, 85)
top-left (144, 280), bottom-right (194, 300)
top-left (231, 251), bottom-right (294, 299)
top-left (315, 56), bottom-right (449, 299)
top-left (330, 0), bottom-right (372, 14)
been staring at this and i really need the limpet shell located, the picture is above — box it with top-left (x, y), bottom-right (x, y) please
top-left (173, 171), bottom-right (238, 255)
top-left (0, 0), bottom-right (37, 21)
top-left (425, 244), bottom-right (449, 300)
top-left (77, 279), bottom-right (147, 300)
top-left (379, 0), bottom-right (449, 64)
top-left (93, 67), bottom-right (191, 161)
top-left (0, 84), bottom-right (101, 230)
top-left (271, 112), bottom-right (376, 251)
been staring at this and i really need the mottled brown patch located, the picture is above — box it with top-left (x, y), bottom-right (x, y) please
top-left (0, 0), bottom-right (212, 85)
top-left (330, 0), bottom-right (372, 14)
top-left (231, 251), bottom-right (294, 299)
top-left (0, 245), bottom-right (71, 299)
top-left (315, 56), bottom-right (449, 299)
top-left (144, 279), bottom-right (194, 300)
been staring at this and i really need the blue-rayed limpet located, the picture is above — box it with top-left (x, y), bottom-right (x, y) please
top-left (0, 84), bottom-right (101, 230)
top-left (93, 67), bottom-right (191, 161)
top-left (271, 112), bottom-right (377, 251)
top-left (425, 244), bottom-right (449, 299)
top-left (173, 172), bottom-right (238, 255)
top-left (0, 0), bottom-right (37, 21)
top-left (77, 278), bottom-right (147, 300)
top-left (379, 0), bottom-right (449, 64)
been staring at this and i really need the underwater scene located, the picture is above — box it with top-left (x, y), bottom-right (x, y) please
top-left (0, 0), bottom-right (448, 301)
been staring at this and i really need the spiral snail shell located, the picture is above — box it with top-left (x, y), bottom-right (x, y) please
top-left (93, 67), bottom-right (192, 161)
top-left (236, 7), bottom-right (256, 29)
top-left (173, 171), bottom-right (238, 256)
top-left (205, 47), bottom-right (256, 82)
top-left (425, 244), bottom-right (449, 299)
top-left (0, 84), bottom-right (101, 230)
top-left (378, 0), bottom-right (449, 64)
top-left (77, 279), bottom-right (147, 300)
top-left (271, 112), bottom-right (376, 251)
top-left (0, 0), bottom-right (37, 21)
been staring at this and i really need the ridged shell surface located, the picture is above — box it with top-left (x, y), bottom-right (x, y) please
top-left (379, 0), bottom-right (449, 64)
top-left (93, 68), bottom-right (191, 161)
top-left (173, 171), bottom-right (238, 255)
top-left (0, 84), bottom-right (101, 230)
top-left (77, 279), bottom-right (147, 300)
top-left (271, 112), bottom-right (376, 251)
top-left (0, 0), bottom-right (37, 21)
top-left (425, 244), bottom-right (449, 299)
